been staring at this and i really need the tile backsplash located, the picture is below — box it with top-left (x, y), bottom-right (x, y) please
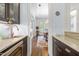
top-left (64, 31), bottom-right (79, 40)
top-left (0, 24), bottom-right (28, 38)
top-left (13, 24), bottom-right (28, 36)
top-left (0, 24), bottom-right (9, 38)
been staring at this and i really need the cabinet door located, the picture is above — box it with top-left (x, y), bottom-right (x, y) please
top-left (9, 45), bottom-right (23, 56)
top-left (62, 48), bottom-right (76, 56)
top-left (55, 44), bottom-right (63, 56)
top-left (23, 36), bottom-right (27, 56)
top-left (9, 3), bottom-right (20, 24)
top-left (0, 4), bottom-right (5, 21)
top-left (53, 39), bottom-right (63, 56)
top-left (0, 3), bottom-right (20, 24)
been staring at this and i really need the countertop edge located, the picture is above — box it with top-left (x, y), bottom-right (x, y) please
top-left (52, 35), bottom-right (79, 53)
top-left (0, 36), bottom-right (28, 53)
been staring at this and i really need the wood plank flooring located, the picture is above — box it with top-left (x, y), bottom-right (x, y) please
top-left (31, 36), bottom-right (48, 56)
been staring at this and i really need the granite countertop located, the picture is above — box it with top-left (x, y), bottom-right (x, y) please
top-left (0, 36), bottom-right (27, 53)
top-left (53, 35), bottom-right (79, 52)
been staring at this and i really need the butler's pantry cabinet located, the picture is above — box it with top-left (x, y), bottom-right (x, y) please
top-left (0, 3), bottom-right (20, 24)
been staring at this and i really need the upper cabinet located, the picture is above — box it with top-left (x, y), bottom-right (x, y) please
top-left (0, 4), bottom-right (5, 21)
top-left (9, 3), bottom-right (20, 24)
top-left (0, 3), bottom-right (20, 24)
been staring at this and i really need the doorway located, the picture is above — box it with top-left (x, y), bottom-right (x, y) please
top-left (29, 3), bottom-right (48, 56)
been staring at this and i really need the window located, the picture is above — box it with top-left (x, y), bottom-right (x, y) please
top-left (39, 19), bottom-right (48, 33)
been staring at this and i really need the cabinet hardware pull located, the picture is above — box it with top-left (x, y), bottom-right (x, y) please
top-left (65, 48), bottom-right (71, 53)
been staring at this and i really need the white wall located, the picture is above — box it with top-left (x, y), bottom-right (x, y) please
top-left (48, 3), bottom-right (66, 56)
top-left (20, 3), bottom-right (31, 56)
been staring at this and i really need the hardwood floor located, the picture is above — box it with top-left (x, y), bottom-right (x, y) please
top-left (31, 36), bottom-right (48, 56)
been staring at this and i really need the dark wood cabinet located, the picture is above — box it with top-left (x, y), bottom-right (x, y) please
top-left (10, 37), bottom-right (27, 56)
top-left (53, 43), bottom-right (62, 56)
top-left (0, 3), bottom-right (20, 24)
top-left (0, 36), bottom-right (27, 56)
top-left (23, 36), bottom-right (27, 56)
top-left (53, 37), bottom-right (79, 56)
top-left (9, 45), bottom-right (23, 56)
top-left (10, 36), bottom-right (27, 56)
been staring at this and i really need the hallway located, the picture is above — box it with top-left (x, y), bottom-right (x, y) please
top-left (31, 36), bottom-right (48, 56)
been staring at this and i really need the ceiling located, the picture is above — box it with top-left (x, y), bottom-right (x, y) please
top-left (30, 3), bottom-right (48, 19)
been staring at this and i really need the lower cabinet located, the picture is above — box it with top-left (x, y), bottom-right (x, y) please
top-left (1, 36), bottom-right (27, 56)
top-left (9, 45), bottom-right (23, 56)
top-left (10, 37), bottom-right (27, 56)
top-left (53, 37), bottom-right (79, 56)
top-left (53, 43), bottom-right (62, 56)
top-left (10, 36), bottom-right (27, 56)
